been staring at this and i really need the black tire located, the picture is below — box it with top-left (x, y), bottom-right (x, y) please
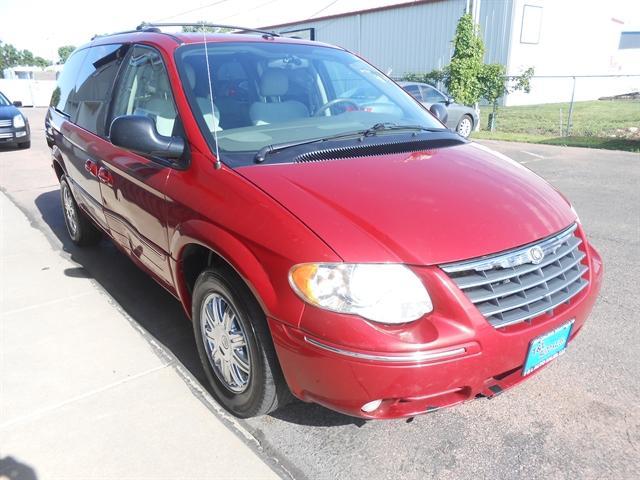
top-left (192, 267), bottom-right (292, 418)
top-left (59, 175), bottom-right (102, 246)
top-left (18, 140), bottom-right (31, 149)
top-left (456, 114), bottom-right (474, 138)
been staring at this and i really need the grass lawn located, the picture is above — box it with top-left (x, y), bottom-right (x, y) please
top-left (472, 100), bottom-right (640, 152)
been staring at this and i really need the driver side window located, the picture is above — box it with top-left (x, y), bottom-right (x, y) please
top-left (111, 46), bottom-right (177, 137)
top-left (421, 86), bottom-right (446, 103)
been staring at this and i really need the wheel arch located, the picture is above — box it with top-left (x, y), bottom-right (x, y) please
top-left (171, 222), bottom-right (278, 321)
top-left (51, 145), bottom-right (67, 180)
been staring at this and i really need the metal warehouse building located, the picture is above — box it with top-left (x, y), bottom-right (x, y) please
top-left (263, 0), bottom-right (640, 105)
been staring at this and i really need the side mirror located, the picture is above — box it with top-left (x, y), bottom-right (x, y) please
top-left (110, 115), bottom-right (184, 160)
top-left (13, 100), bottom-right (22, 107)
top-left (429, 103), bottom-right (449, 124)
top-left (446, 96), bottom-right (454, 105)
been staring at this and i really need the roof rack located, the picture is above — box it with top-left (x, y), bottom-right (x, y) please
top-left (136, 22), bottom-right (279, 37)
top-left (91, 26), bottom-right (161, 40)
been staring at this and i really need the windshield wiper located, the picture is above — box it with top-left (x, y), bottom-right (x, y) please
top-left (361, 122), bottom-right (446, 137)
top-left (254, 130), bottom-right (366, 163)
top-left (253, 123), bottom-right (448, 163)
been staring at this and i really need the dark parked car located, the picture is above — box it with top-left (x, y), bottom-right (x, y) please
top-left (398, 81), bottom-right (478, 138)
top-left (0, 91), bottom-right (30, 149)
top-left (46, 24), bottom-right (602, 420)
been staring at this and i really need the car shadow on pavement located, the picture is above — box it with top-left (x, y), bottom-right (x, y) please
top-left (34, 190), bottom-right (362, 428)
top-left (0, 145), bottom-right (27, 153)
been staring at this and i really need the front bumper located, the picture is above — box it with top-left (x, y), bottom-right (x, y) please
top-left (270, 236), bottom-right (603, 419)
top-left (0, 124), bottom-right (30, 144)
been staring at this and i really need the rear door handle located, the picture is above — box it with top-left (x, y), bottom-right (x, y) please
top-left (97, 167), bottom-right (114, 187)
top-left (85, 159), bottom-right (98, 177)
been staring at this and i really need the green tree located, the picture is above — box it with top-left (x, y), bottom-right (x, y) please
top-left (57, 45), bottom-right (76, 64)
top-left (445, 13), bottom-right (484, 106)
top-left (181, 22), bottom-right (232, 33)
top-left (0, 42), bottom-right (21, 76)
top-left (0, 42), bottom-right (52, 76)
top-left (480, 66), bottom-right (534, 131)
top-left (402, 68), bottom-right (449, 88)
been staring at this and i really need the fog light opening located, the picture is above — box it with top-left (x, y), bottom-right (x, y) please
top-left (361, 399), bottom-right (383, 413)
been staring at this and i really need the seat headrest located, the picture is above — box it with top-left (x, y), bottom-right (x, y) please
top-left (260, 69), bottom-right (288, 97)
top-left (184, 63), bottom-right (196, 90)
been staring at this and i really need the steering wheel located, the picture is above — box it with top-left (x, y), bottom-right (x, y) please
top-left (314, 98), bottom-right (360, 117)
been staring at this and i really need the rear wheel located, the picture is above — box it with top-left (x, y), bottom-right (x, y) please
top-left (192, 267), bottom-right (292, 418)
top-left (456, 115), bottom-right (473, 138)
top-left (60, 175), bottom-right (102, 246)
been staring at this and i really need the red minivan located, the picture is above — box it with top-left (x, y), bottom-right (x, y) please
top-left (45, 24), bottom-right (603, 419)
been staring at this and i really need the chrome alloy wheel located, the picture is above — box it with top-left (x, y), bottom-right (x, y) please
top-left (200, 293), bottom-right (251, 393)
top-left (457, 116), bottom-right (473, 138)
top-left (62, 185), bottom-right (78, 236)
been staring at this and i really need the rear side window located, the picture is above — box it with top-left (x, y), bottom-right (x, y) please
top-left (74, 44), bottom-right (127, 136)
top-left (403, 85), bottom-right (422, 100)
top-left (110, 45), bottom-right (178, 137)
top-left (50, 49), bottom-right (88, 117)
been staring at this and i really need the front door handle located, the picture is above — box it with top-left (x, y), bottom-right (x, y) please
top-left (85, 159), bottom-right (98, 177)
top-left (97, 167), bottom-right (114, 187)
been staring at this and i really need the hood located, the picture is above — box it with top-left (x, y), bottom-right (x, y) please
top-left (0, 104), bottom-right (21, 120)
top-left (238, 142), bottom-right (576, 265)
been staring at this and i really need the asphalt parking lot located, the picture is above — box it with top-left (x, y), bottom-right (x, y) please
top-left (1, 108), bottom-right (639, 479)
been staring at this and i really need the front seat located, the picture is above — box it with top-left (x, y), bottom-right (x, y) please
top-left (249, 69), bottom-right (309, 125)
top-left (183, 63), bottom-right (222, 132)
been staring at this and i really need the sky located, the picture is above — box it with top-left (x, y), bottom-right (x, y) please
top-left (1, 0), bottom-right (638, 63)
top-left (0, 0), bottom-right (412, 62)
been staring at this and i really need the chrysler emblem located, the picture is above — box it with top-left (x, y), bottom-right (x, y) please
top-left (529, 246), bottom-right (545, 264)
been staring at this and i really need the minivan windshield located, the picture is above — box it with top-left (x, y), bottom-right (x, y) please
top-left (0, 92), bottom-right (11, 106)
top-left (176, 42), bottom-right (444, 165)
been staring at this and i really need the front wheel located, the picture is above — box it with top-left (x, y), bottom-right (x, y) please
top-left (192, 268), bottom-right (292, 418)
top-left (60, 175), bottom-right (102, 246)
top-left (456, 115), bottom-right (473, 138)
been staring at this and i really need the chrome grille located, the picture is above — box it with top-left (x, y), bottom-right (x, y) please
top-left (0, 119), bottom-right (13, 128)
top-left (0, 132), bottom-right (14, 139)
top-left (441, 224), bottom-right (589, 328)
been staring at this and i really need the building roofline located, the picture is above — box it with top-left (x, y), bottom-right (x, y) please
top-left (261, 0), bottom-right (444, 30)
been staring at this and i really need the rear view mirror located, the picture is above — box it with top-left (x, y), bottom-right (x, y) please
top-left (13, 100), bottom-right (22, 107)
top-left (429, 103), bottom-right (449, 124)
top-left (110, 115), bottom-right (184, 160)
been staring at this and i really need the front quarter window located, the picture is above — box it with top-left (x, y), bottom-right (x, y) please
top-left (176, 41), bottom-right (443, 166)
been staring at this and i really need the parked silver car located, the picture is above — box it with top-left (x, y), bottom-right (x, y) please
top-left (398, 81), bottom-right (478, 138)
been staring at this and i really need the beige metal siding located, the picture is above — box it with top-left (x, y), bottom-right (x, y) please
top-left (270, 0), bottom-right (513, 76)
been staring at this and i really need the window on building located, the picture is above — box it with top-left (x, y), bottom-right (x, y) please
top-left (619, 31), bottom-right (640, 49)
top-left (520, 5), bottom-right (543, 44)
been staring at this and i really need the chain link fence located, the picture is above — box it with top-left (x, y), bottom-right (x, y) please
top-left (393, 73), bottom-right (640, 141)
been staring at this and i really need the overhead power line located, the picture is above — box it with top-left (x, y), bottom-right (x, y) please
top-left (309, 0), bottom-right (340, 19)
top-left (154, 0), bottom-right (233, 22)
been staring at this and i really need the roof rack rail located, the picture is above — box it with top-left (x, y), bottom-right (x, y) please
top-left (91, 26), bottom-right (160, 40)
top-left (136, 22), bottom-right (279, 37)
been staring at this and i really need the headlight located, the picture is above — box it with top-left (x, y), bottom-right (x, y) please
top-left (289, 263), bottom-right (432, 324)
top-left (13, 114), bottom-right (25, 128)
